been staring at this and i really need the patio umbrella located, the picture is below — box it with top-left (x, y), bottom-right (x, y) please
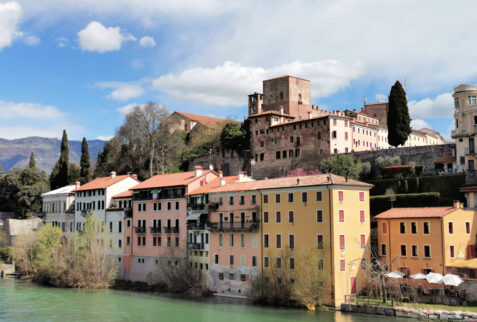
top-left (385, 271), bottom-right (403, 279)
top-left (410, 273), bottom-right (427, 279)
top-left (425, 272), bottom-right (443, 284)
top-left (442, 274), bottom-right (463, 287)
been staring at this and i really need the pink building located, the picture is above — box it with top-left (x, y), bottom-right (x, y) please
top-left (128, 166), bottom-right (218, 283)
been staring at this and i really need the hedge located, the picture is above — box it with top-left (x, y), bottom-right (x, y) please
top-left (370, 192), bottom-right (444, 217)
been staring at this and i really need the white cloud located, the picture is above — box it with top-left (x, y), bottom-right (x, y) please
top-left (131, 59), bottom-right (144, 70)
top-left (139, 36), bottom-right (156, 48)
top-left (77, 21), bottom-right (136, 53)
top-left (408, 93), bottom-right (453, 119)
top-left (56, 37), bottom-right (68, 48)
top-left (375, 94), bottom-right (387, 102)
top-left (411, 119), bottom-right (431, 130)
top-left (97, 81), bottom-right (145, 101)
top-left (0, 2), bottom-right (23, 51)
top-left (116, 103), bottom-right (144, 116)
top-left (23, 35), bottom-right (40, 46)
top-left (0, 124), bottom-right (84, 139)
top-left (95, 135), bottom-right (113, 141)
top-left (151, 60), bottom-right (365, 106)
top-left (0, 100), bottom-right (63, 119)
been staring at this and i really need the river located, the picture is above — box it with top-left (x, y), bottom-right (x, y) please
top-left (0, 280), bottom-right (413, 321)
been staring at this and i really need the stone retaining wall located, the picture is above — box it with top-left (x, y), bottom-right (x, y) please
top-left (341, 303), bottom-right (477, 320)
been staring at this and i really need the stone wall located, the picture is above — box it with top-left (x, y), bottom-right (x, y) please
top-left (187, 149), bottom-right (250, 177)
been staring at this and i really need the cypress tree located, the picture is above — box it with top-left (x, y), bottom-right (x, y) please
top-left (80, 137), bottom-right (91, 183)
top-left (50, 130), bottom-right (69, 189)
top-left (387, 81), bottom-right (412, 147)
top-left (29, 152), bottom-right (36, 168)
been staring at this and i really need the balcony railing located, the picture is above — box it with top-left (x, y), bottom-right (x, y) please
top-left (465, 147), bottom-right (477, 155)
top-left (466, 169), bottom-right (477, 186)
top-left (135, 226), bottom-right (146, 234)
top-left (187, 225), bottom-right (205, 231)
top-left (150, 227), bottom-right (161, 234)
top-left (164, 226), bottom-right (179, 234)
top-left (188, 243), bottom-right (205, 250)
top-left (208, 221), bottom-right (260, 232)
top-left (187, 203), bottom-right (205, 211)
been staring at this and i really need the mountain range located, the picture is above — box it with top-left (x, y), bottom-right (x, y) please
top-left (0, 137), bottom-right (106, 174)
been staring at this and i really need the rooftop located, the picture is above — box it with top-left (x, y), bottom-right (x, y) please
top-left (263, 75), bottom-right (310, 83)
top-left (132, 170), bottom-right (215, 190)
top-left (374, 207), bottom-right (458, 219)
top-left (186, 176), bottom-right (238, 195)
top-left (73, 174), bottom-right (138, 192)
top-left (112, 190), bottom-right (134, 199)
top-left (41, 184), bottom-right (77, 197)
top-left (173, 111), bottom-right (229, 128)
top-left (247, 110), bottom-right (295, 119)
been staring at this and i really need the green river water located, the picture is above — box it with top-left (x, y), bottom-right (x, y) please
top-left (0, 280), bottom-right (413, 321)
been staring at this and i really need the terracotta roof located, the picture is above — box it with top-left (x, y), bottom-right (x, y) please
top-left (263, 75), bottom-right (310, 82)
top-left (173, 111), bottom-right (229, 128)
top-left (186, 176), bottom-right (238, 195)
top-left (132, 170), bottom-right (215, 190)
top-left (248, 111), bottom-right (294, 118)
top-left (364, 102), bottom-right (387, 106)
top-left (73, 175), bottom-right (138, 192)
top-left (351, 120), bottom-right (379, 129)
top-left (374, 207), bottom-right (457, 219)
top-left (112, 190), bottom-right (134, 199)
top-left (203, 173), bottom-right (372, 194)
top-left (436, 156), bottom-right (456, 163)
top-left (42, 184), bottom-right (77, 196)
top-left (460, 186), bottom-right (477, 193)
top-left (270, 114), bottom-right (341, 128)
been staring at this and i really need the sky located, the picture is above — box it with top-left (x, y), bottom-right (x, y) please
top-left (0, 0), bottom-right (475, 141)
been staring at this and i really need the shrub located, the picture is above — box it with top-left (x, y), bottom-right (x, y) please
top-left (371, 192), bottom-right (442, 217)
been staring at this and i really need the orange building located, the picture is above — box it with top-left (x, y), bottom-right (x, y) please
top-left (375, 203), bottom-right (477, 276)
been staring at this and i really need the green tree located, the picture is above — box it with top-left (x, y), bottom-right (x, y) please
top-left (50, 130), bottom-right (70, 189)
top-left (29, 152), bottom-right (36, 169)
top-left (80, 138), bottom-right (92, 183)
top-left (320, 154), bottom-right (362, 180)
top-left (220, 121), bottom-right (247, 152)
top-left (68, 163), bottom-right (81, 184)
top-left (387, 81), bottom-right (411, 147)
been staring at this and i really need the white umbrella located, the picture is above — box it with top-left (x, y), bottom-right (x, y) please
top-left (442, 274), bottom-right (463, 287)
top-left (425, 272), bottom-right (443, 284)
top-left (385, 271), bottom-right (403, 279)
top-left (410, 273), bottom-right (427, 279)
top-left (393, 270), bottom-right (406, 277)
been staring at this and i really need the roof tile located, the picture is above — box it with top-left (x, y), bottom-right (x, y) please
top-left (375, 207), bottom-right (457, 219)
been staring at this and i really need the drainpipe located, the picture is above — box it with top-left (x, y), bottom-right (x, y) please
top-left (327, 184), bottom-right (335, 305)
top-left (440, 218), bottom-right (445, 275)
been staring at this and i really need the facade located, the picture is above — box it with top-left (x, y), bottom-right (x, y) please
top-left (169, 111), bottom-right (229, 133)
top-left (452, 84), bottom-right (477, 172)
top-left (42, 183), bottom-right (78, 236)
top-left (128, 166), bottom-right (218, 283)
top-left (375, 203), bottom-right (477, 276)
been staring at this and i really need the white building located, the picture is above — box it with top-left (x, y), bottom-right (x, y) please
top-left (42, 183), bottom-right (78, 236)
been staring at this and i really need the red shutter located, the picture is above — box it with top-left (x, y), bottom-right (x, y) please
top-left (449, 222), bottom-right (454, 234)
top-left (288, 211), bottom-right (294, 223)
top-left (382, 222), bottom-right (387, 234)
top-left (359, 192), bottom-right (365, 201)
top-left (338, 191), bottom-right (344, 202)
top-left (289, 235), bottom-right (294, 249)
top-left (276, 235), bottom-right (281, 248)
top-left (360, 211), bottom-right (365, 223)
top-left (360, 234), bottom-right (365, 249)
top-left (264, 212), bottom-right (268, 223)
top-left (350, 277), bottom-right (357, 294)
top-left (339, 210), bottom-right (345, 222)
top-left (339, 235), bottom-right (345, 250)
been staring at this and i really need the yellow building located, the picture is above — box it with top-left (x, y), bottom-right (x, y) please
top-left (258, 174), bottom-right (372, 306)
top-left (375, 202), bottom-right (477, 276)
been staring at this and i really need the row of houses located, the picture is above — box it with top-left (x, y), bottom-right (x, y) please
top-left (43, 167), bottom-right (373, 306)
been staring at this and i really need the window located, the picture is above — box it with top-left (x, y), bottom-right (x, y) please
top-left (241, 234), bottom-right (245, 248)
top-left (381, 243), bottom-right (387, 256)
top-left (423, 222), bottom-right (430, 234)
top-left (316, 210), bottom-right (323, 222)
top-left (229, 196), bottom-right (234, 205)
top-left (240, 196), bottom-right (245, 205)
top-left (448, 222), bottom-right (454, 234)
top-left (338, 191), bottom-right (344, 202)
top-left (468, 95), bottom-right (477, 105)
top-left (317, 235), bottom-right (324, 249)
top-left (339, 235), bottom-right (345, 250)
top-left (410, 222), bottom-right (417, 234)
top-left (288, 193), bottom-right (293, 203)
top-left (276, 151), bottom-right (281, 159)
top-left (400, 222), bottom-right (406, 234)
top-left (359, 192), bottom-right (365, 201)
top-left (339, 259), bottom-right (345, 272)
top-left (264, 234), bottom-right (269, 248)
top-left (412, 245), bottom-right (418, 257)
top-left (424, 245), bottom-right (431, 258)
top-left (317, 132), bottom-right (322, 139)
top-left (252, 256), bottom-right (257, 267)
top-left (252, 195), bottom-right (256, 204)
top-left (302, 192), bottom-right (307, 203)
top-left (466, 222), bottom-right (471, 234)
top-left (288, 211), bottom-right (294, 223)
top-left (175, 201), bottom-right (179, 210)
top-left (455, 97), bottom-right (460, 109)
top-left (264, 256), bottom-right (269, 268)
top-left (264, 212), bottom-right (269, 223)
top-left (276, 234), bottom-right (282, 248)
top-left (264, 195), bottom-right (268, 204)
top-left (332, 131), bottom-right (337, 139)
top-left (276, 257), bottom-right (282, 269)
top-left (289, 258), bottom-right (295, 269)
top-left (289, 234), bottom-right (295, 249)
top-left (219, 234), bottom-right (223, 247)
top-left (275, 194), bottom-right (280, 203)
top-left (339, 210), bottom-right (344, 222)
top-left (360, 234), bottom-right (365, 249)
top-left (318, 259), bottom-right (324, 271)
top-left (230, 234), bottom-right (234, 247)
top-left (218, 273), bottom-right (224, 280)
top-left (214, 254), bottom-right (219, 264)
top-left (276, 211), bottom-right (281, 223)
top-left (230, 255), bottom-right (234, 266)
top-left (316, 191), bottom-right (322, 201)
top-left (167, 202), bottom-right (171, 210)
top-left (450, 245), bottom-right (455, 258)
top-left (360, 210), bottom-right (365, 223)
top-left (401, 245), bottom-right (407, 257)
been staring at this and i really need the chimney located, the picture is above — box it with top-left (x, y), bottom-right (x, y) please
top-left (74, 181), bottom-right (81, 189)
top-left (110, 171), bottom-right (116, 178)
top-left (453, 200), bottom-right (461, 209)
top-left (219, 171), bottom-right (223, 178)
top-left (238, 172), bottom-right (245, 181)
top-left (308, 112), bottom-right (312, 119)
top-left (220, 177), bottom-right (226, 187)
top-left (297, 178), bottom-right (300, 185)
top-left (280, 107), bottom-right (284, 115)
top-left (209, 164), bottom-right (214, 170)
top-left (194, 165), bottom-right (203, 178)
top-left (131, 174), bottom-right (138, 180)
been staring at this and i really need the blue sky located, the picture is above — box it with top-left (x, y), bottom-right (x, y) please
top-left (0, 0), bottom-right (475, 141)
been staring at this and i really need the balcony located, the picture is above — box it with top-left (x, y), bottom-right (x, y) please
top-left (135, 226), bottom-right (146, 234)
top-left (465, 170), bottom-right (477, 186)
top-left (187, 224), bottom-right (205, 231)
top-left (208, 221), bottom-right (260, 232)
top-left (150, 227), bottom-right (161, 234)
top-left (188, 243), bottom-right (205, 250)
top-left (124, 207), bottom-right (132, 217)
top-left (452, 128), bottom-right (471, 138)
top-left (164, 226), bottom-right (179, 234)
top-left (187, 203), bottom-right (205, 211)
top-left (465, 147), bottom-right (477, 155)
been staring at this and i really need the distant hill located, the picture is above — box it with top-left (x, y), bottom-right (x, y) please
top-left (0, 137), bottom-right (106, 174)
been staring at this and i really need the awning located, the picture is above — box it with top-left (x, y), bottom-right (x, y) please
top-left (187, 213), bottom-right (202, 221)
top-left (447, 258), bottom-right (477, 269)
